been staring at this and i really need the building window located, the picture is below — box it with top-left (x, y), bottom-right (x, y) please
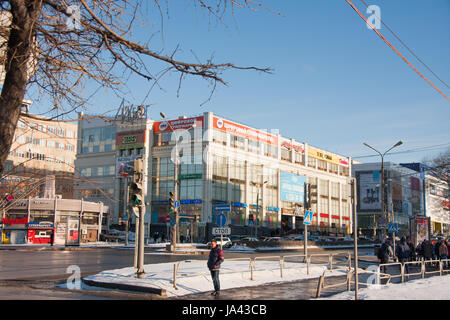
top-left (57, 128), bottom-right (65, 136)
top-left (318, 160), bottom-right (327, 171)
top-left (48, 126), bottom-right (56, 134)
top-left (93, 145), bottom-right (100, 153)
top-left (18, 120), bottom-right (26, 129)
top-left (308, 157), bottom-right (316, 168)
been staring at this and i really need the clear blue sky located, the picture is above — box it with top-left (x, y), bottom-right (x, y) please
top-left (28, 0), bottom-right (450, 164)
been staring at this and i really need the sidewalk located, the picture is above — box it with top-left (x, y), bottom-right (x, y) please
top-left (82, 258), bottom-right (356, 298)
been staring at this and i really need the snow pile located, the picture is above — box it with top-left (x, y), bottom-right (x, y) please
top-left (84, 259), bottom-right (348, 297)
top-left (321, 274), bottom-right (450, 300)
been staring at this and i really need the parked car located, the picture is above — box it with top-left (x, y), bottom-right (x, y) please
top-left (263, 237), bottom-right (281, 242)
top-left (206, 237), bottom-right (232, 249)
top-left (240, 236), bottom-right (259, 243)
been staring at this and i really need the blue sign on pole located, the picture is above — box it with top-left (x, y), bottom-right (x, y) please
top-left (388, 223), bottom-right (398, 233)
top-left (174, 201), bottom-right (180, 208)
top-left (216, 213), bottom-right (227, 227)
top-left (304, 210), bottom-right (313, 225)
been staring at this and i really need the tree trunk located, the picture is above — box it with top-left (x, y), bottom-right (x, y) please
top-left (0, 0), bottom-right (42, 175)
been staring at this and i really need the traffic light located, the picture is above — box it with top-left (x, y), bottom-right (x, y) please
top-left (304, 183), bottom-right (311, 210)
top-left (129, 158), bottom-right (144, 207)
top-left (168, 191), bottom-right (175, 212)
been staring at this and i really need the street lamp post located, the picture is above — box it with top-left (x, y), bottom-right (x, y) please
top-left (363, 141), bottom-right (403, 240)
top-left (251, 180), bottom-right (268, 238)
top-left (160, 112), bottom-right (180, 253)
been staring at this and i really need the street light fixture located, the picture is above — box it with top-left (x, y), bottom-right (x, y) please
top-left (251, 180), bottom-right (268, 238)
top-left (363, 141), bottom-right (403, 240)
top-left (160, 112), bottom-right (181, 252)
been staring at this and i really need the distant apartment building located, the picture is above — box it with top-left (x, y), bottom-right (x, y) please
top-left (2, 108), bottom-right (78, 199)
top-left (76, 110), bottom-right (354, 240)
top-left (352, 161), bottom-right (450, 238)
top-left (400, 163), bottom-right (449, 237)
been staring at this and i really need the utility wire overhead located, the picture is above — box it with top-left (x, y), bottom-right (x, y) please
top-left (345, 0), bottom-right (450, 101)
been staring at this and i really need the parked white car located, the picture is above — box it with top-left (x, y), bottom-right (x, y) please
top-left (206, 237), bottom-right (232, 249)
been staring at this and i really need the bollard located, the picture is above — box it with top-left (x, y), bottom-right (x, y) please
top-left (316, 275), bottom-right (325, 298)
top-left (173, 264), bottom-right (177, 289)
top-left (250, 259), bottom-right (254, 281)
top-left (329, 254), bottom-right (333, 271)
top-left (347, 270), bottom-right (351, 291)
top-left (280, 257), bottom-right (283, 278)
top-left (307, 256), bottom-right (310, 275)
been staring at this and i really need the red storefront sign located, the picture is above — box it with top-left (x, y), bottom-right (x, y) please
top-left (213, 116), bottom-right (278, 146)
top-left (153, 116), bottom-right (204, 133)
top-left (2, 217), bottom-right (28, 225)
top-left (281, 141), bottom-right (305, 153)
top-left (443, 200), bottom-right (450, 208)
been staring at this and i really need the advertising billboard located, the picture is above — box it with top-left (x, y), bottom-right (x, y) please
top-left (116, 155), bottom-right (143, 178)
top-left (308, 146), bottom-right (349, 166)
top-left (358, 171), bottom-right (381, 210)
top-left (153, 116), bottom-right (203, 133)
top-left (280, 171), bottom-right (306, 203)
top-left (212, 116), bottom-right (278, 146)
top-left (115, 130), bottom-right (146, 150)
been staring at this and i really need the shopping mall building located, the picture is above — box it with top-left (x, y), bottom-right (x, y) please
top-left (75, 110), bottom-right (353, 241)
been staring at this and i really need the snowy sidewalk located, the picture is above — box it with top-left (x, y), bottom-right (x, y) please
top-left (321, 274), bottom-right (450, 300)
top-left (83, 259), bottom-right (351, 297)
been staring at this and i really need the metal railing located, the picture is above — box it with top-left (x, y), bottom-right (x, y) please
top-left (316, 267), bottom-right (392, 298)
top-left (171, 252), bottom-right (354, 289)
top-left (377, 259), bottom-right (450, 284)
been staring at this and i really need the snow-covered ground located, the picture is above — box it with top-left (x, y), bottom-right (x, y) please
top-left (83, 259), bottom-right (350, 297)
top-left (321, 274), bottom-right (450, 300)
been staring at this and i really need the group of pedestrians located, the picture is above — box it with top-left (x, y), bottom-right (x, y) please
top-left (378, 236), bottom-right (450, 272)
top-left (152, 232), bottom-right (166, 243)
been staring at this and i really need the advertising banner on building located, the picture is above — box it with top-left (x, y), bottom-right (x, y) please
top-left (410, 217), bottom-right (430, 247)
top-left (392, 184), bottom-right (402, 201)
top-left (153, 116), bottom-right (203, 133)
top-left (115, 130), bottom-right (146, 150)
top-left (280, 139), bottom-right (305, 153)
top-left (212, 116), bottom-right (278, 146)
top-left (115, 155), bottom-right (143, 178)
top-left (307, 146), bottom-right (349, 166)
top-left (358, 171), bottom-right (381, 210)
top-left (280, 171), bottom-right (306, 203)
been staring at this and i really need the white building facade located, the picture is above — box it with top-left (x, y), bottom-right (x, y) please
top-left (76, 111), bottom-right (354, 240)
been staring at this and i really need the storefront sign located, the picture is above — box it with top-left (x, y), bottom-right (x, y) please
top-left (308, 146), bottom-right (349, 166)
top-left (27, 222), bottom-right (54, 229)
top-left (153, 116), bottom-right (204, 133)
top-left (2, 218), bottom-right (28, 225)
top-left (281, 140), bottom-right (305, 153)
top-left (115, 130), bottom-right (146, 150)
top-left (180, 199), bottom-right (202, 204)
top-left (213, 116), bottom-right (278, 146)
top-left (232, 202), bottom-right (247, 208)
top-left (178, 174), bottom-right (202, 180)
top-left (443, 200), bottom-right (450, 208)
top-left (266, 206), bottom-right (280, 212)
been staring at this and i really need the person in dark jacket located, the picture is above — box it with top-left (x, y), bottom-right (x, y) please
top-left (407, 240), bottom-right (416, 262)
top-left (378, 238), bottom-right (393, 273)
top-left (396, 236), bottom-right (410, 273)
top-left (438, 239), bottom-right (448, 268)
top-left (207, 239), bottom-right (224, 296)
top-left (422, 240), bottom-right (434, 261)
top-left (50, 229), bottom-right (54, 246)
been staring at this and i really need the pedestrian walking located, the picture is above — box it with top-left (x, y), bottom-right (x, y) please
top-left (50, 229), bottom-right (54, 246)
top-left (207, 239), bottom-right (224, 296)
top-left (407, 239), bottom-right (416, 262)
top-left (423, 239), bottom-right (433, 261)
top-left (377, 237), bottom-right (393, 273)
top-left (180, 234), bottom-right (185, 243)
top-left (396, 236), bottom-right (410, 273)
top-left (153, 232), bottom-right (158, 244)
top-left (161, 233), bottom-right (165, 243)
top-left (438, 238), bottom-right (448, 268)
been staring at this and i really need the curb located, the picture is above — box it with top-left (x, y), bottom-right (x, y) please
top-left (82, 278), bottom-right (166, 296)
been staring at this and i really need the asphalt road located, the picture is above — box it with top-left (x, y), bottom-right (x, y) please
top-left (0, 247), bottom-right (375, 300)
